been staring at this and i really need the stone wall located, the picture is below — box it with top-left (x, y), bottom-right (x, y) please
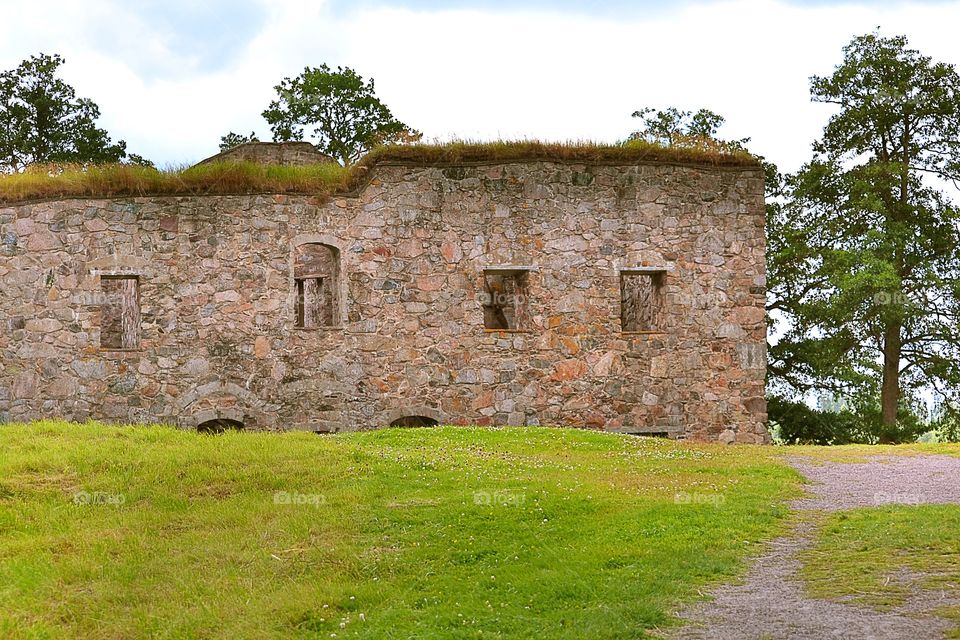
top-left (198, 142), bottom-right (337, 166)
top-left (0, 160), bottom-right (769, 442)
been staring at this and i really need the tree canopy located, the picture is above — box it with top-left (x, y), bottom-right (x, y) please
top-left (628, 107), bottom-right (749, 152)
top-left (768, 33), bottom-right (960, 435)
top-left (262, 64), bottom-right (420, 165)
top-left (0, 53), bottom-right (130, 171)
top-left (219, 131), bottom-right (260, 152)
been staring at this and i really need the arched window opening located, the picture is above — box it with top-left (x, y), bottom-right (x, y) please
top-left (294, 243), bottom-right (340, 328)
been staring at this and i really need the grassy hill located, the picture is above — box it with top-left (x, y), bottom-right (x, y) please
top-left (0, 423), bottom-right (799, 639)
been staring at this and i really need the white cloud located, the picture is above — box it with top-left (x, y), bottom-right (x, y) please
top-left (0, 0), bottom-right (958, 169)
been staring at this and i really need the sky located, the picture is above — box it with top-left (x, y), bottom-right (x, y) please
top-left (1, 0), bottom-right (959, 170)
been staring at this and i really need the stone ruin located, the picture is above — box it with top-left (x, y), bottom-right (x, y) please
top-left (197, 141), bottom-right (338, 166)
top-left (0, 144), bottom-right (769, 443)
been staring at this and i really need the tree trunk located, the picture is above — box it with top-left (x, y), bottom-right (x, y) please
top-left (880, 319), bottom-right (902, 435)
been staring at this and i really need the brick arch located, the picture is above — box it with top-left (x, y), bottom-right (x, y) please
top-left (176, 381), bottom-right (267, 430)
top-left (291, 233), bottom-right (346, 252)
top-left (381, 405), bottom-right (444, 428)
top-left (194, 410), bottom-right (246, 432)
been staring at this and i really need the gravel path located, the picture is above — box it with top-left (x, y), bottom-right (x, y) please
top-left (790, 455), bottom-right (960, 510)
top-left (667, 454), bottom-right (960, 640)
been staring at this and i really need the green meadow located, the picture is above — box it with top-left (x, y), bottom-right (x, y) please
top-left (0, 422), bottom-right (797, 639)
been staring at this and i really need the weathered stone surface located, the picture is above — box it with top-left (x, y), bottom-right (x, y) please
top-left (551, 358), bottom-right (588, 382)
top-left (48, 376), bottom-right (79, 398)
top-left (110, 374), bottom-right (138, 395)
top-left (736, 343), bottom-right (767, 370)
top-left (0, 160), bottom-right (768, 441)
top-left (254, 336), bottom-right (270, 359)
top-left (197, 141), bottom-right (337, 166)
top-left (159, 214), bottom-right (179, 233)
top-left (12, 372), bottom-right (38, 399)
top-left (440, 239), bottom-right (463, 263)
top-left (71, 360), bottom-right (108, 379)
top-left (27, 231), bottom-right (60, 251)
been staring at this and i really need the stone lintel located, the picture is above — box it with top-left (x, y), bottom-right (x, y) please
top-left (482, 265), bottom-right (538, 275)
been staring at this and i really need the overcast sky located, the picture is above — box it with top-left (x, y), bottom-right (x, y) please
top-left (2, 0), bottom-right (958, 169)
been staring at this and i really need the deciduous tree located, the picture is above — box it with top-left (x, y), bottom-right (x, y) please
top-left (262, 64), bottom-right (419, 165)
top-left (768, 33), bottom-right (960, 434)
top-left (628, 107), bottom-right (749, 151)
top-left (0, 53), bottom-right (128, 171)
top-left (219, 130), bottom-right (259, 152)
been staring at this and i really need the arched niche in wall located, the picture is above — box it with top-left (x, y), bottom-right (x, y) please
top-left (176, 383), bottom-right (265, 431)
top-left (382, 406), bottom-right (444, 428)
top-left (291, 234), bottom-right (345, 328)
top-left (196, 417), bottom-right (245, 434)
top-left (390, 415), bottom-right (440, 428)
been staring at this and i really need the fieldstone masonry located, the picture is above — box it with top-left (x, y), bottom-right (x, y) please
top-left (199, 141), bottom-right (337, 166)
top-left (0, 159), bottom-right (769, 442)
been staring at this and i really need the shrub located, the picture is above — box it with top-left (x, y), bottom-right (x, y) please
top-left (768, 394), bottom-right (928, 445)
top-left (768, 396), bottom-right (864, 445)
top-left (932, 413), bottom-right (960, 443)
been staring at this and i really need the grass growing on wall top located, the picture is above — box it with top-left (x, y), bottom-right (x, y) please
top-left (0, 161), bottom-right (351, 204)
top-left (0, 422), bottom-right (798, 639)
top-left (359, 139), bottom-right (759, 169)
top-left (0, 140), bottom-right (760, 205)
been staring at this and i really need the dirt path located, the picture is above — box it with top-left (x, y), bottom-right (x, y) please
top-left (667, 455), bottom-right (960, 640)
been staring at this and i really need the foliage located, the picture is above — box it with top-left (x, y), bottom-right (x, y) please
top-left (769, 394), bottom-right (928, 445)
top-left (767, 33), bottom-right (960, 427)
top-left (855, 397), bottom-right (929, 444)
top-left (361, 137), bottom-right (755, 166)
top-left (262, 64), bottom-right (420, 165)
top-left (932, 411), bottom-right (960, 443)
top-left (627, 107), bottom-right (750, 153)
top-left (0, 54), bottom-right (129, 172)
top-left (0, 422), bottom-right (799, 639)
top-left (768, 395), bottom-right (863, 445)
top-left (123, 153), bottom-right (155, 169)
top-left (219, 130), bottom-right (260, 152)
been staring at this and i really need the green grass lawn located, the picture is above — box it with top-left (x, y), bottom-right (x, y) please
top-left (781, 443), bottom-right (960, 463)
top-left (801, 506), bottom-right (960, 637)
top-left (794, 443), bottom-right (960, 636)
top-left (788, 443), bottom-right (960, 629)
top-left (0, 422), bottom-right (800, 639)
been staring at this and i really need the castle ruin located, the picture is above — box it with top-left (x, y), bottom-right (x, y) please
top-left (0, 143), bottom-right (769, 443)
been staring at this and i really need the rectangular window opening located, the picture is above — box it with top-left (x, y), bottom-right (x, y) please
top-left (101, 276), bottom-right (140, 349)
top-left (295, 276), bottom-right (333, 328)
top-left (482, 270), bottom-right (529, 331)
top-left (620, 271), bottom-right (664, 332)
